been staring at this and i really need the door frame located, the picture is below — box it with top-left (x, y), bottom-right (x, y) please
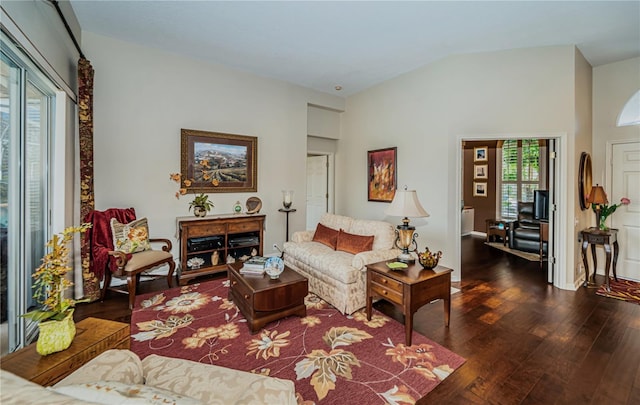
top-left (605, 139), bottom-right (640, 280)
top-left (455, 133), bottom-right (563, 288)
top-left (307, 151), bottom-right (335, 225)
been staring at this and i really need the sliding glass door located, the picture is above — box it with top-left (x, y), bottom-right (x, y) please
top-left (1, 40), bottom-right (55, 353)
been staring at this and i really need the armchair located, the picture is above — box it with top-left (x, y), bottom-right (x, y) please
top-left (508, 202), bottom-right (548, 256)
top-left (85, 208), bottom-right (176, 309)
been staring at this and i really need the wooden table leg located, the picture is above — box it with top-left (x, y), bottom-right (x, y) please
top-left (613, 241), bottom-right (619, 282)
top-left (604, 242), bottom-right (612, 292)
top-left (405, 311), bottom-right (413, 346)
top-left (590, 243), bottom-right (598, 284)
top-left (582, 239), bottom-right (591, 287)
top-left (443, 297), bottom-right (451, 327)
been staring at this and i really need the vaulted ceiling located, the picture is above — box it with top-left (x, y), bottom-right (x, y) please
top-left (69, 1), bottom-right (640, 96)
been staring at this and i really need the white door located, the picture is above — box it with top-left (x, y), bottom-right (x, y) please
top-left (306, 155), bottom-right (328, 230)
top-left (610, 141), bottom-right (640, 281)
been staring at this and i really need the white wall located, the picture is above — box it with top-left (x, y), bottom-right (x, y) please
top-left (341, 46), bottom-right (586, 286)
top-left (82, 32), bottom-right (344, 259)
top-left (593, 57), bottom-right (640, 186)
top-left (573, 49), bottom-right (594, 282)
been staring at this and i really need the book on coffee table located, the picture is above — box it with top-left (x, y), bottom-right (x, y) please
top-left (242, 256), bottom-right (267, 271)
top-left (240, 267), bottom-right (265, 276)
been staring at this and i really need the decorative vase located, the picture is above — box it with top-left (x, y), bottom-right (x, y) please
top-left (193, 206), bottom-right (207, 217)
top-left (599, 217), bottom-right (609, 231)
top-left (418, 248), bottom-right (443, 270)
top-left (211, 251), bottom-right (219, 266)
top-left (36, 309), bottom-right (75, 356)
top-left (282, 190), bottom-right (293, 209)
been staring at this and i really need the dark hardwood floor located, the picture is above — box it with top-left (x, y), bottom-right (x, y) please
top-left (74, 235), bottom-right (640, 405)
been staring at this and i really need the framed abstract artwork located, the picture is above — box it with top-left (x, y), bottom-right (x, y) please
top-left (181, 129), bottom-right (257, 193)
top-left (367, 147), bottom-right (397, 202)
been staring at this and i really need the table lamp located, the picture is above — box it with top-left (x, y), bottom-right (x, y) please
top-left (384, 187), bottom-right (429, 263)
top-left (587, 184), bottom-right (608, 228)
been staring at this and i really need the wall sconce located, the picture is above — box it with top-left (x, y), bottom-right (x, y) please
top-left (384, 187), bottom-right (429, 263)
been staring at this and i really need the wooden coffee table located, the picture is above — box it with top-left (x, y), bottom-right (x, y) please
top-left (227, 262), bottom-right (308, 333)
top-left (366, 260), bottom-right (452, 346)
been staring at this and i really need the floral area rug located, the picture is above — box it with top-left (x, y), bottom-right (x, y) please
top-left (130, 279), bottom-right (465, 404)
top-left (596, 278), bottom-right (640, 305)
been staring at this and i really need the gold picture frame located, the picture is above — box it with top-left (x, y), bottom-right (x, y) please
top-left (181, 129), bottom-right (257, 193)
top-left (367, 147), bottom-right (397, 202)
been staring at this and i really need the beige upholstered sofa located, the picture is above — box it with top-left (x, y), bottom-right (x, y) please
top-left (1, 349), bottom-right (296, 404)
top-left (283, 213), bottom-right (400, 314)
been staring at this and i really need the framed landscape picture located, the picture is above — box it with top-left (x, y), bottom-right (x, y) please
top-left (473, 182), bottom-right (487, 197)
top-left (181, 129), bottom-right (257, 193)
top-left (474, 164), bottom-right (488, 179)
top-left (474, 146), bottom-right (488, 162)
top-left (367, 147), bottom-right (397, 202)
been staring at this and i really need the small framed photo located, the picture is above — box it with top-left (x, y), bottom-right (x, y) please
top-left (474, 164), bottom-right (488, 179)
top-left (473, 182), bottom-right (487, 197)
top-left (474, 146), bottom-right (488, 162)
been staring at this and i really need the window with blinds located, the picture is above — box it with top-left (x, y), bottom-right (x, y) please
top-left (500, 139), bottom-right (541, 219)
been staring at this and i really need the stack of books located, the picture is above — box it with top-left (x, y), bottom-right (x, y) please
top-left (240, 256), bottom-right (267, 275)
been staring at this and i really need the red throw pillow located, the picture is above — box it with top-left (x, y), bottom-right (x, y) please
top-left (336, 229), bottom-right (374, 254)
top-left (312, 223), bottom-right (339, 249)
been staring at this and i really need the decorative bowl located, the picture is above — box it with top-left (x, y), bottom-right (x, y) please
top-left (264, 257), bottom-right (285, 279)
top-left (418, 248), bottom-right (442, 269)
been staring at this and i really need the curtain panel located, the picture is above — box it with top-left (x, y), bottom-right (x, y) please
top-left (78, 58), bottom-right (100, 301)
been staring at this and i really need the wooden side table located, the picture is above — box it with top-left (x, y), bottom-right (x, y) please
top-left (581, 227), bottom-right (618, 291)
top-left (486, 219), bottom-right (509, 246)
top-left (0, 317), bottom-right (129, 386)
top-left (366, 260), bottom-right (452, 346)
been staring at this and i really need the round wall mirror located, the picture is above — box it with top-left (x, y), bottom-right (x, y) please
top-left (578, 152), bottom-right (592, 210)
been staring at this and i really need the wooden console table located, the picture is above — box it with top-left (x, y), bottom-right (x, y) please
top-left (0, 317), bottom-right (129, 386)
top-left (581, 227), bottom-right (618, 292)
top-left (366, 260), bottom-right (452, 346)
top-left (177, 214), bottom-right (265, 285)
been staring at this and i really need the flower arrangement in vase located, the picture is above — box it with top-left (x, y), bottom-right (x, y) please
top-left (22, 224), bottom-right (91, 355)
top-left (594, 197), bottom-right (631, 230)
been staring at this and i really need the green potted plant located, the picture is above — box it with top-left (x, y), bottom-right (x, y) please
top-left (189, 193), bottom-right (214, 217)
top-left (22, 223), bottom-right (91, 355)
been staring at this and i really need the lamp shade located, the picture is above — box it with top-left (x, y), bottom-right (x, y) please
top-left (385, 189), bottom-right (429, 218)
top-left (587, 185), bottom-right (608, 205)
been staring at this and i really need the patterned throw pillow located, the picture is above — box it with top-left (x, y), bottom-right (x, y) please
top-left (110, 217), bottom-right (151, 253)
top-left (336, 229), bottom-right (374, 254)
top-left (312, 223), bottom-right (339, 249)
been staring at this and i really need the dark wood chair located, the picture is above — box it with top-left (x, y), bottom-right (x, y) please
top-left (86, 208), bottom-right (176, 309)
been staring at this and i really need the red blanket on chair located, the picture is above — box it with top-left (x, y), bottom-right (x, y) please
top-left (84, 208), bottom-right (136, 279)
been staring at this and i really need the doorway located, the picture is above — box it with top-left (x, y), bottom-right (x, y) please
top-left (306, 153), bottom-right (335, 230)
top-left (609, 140), bottom-right (640, 281)
top-left (458, 135), bottom-right (560, 286)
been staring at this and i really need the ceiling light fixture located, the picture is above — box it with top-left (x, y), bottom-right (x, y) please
top-left (334, 85), bottom-right (342, 91)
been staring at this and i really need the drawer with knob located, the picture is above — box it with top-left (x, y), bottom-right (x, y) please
top-left (369, 280), bottom-right (403, 305)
